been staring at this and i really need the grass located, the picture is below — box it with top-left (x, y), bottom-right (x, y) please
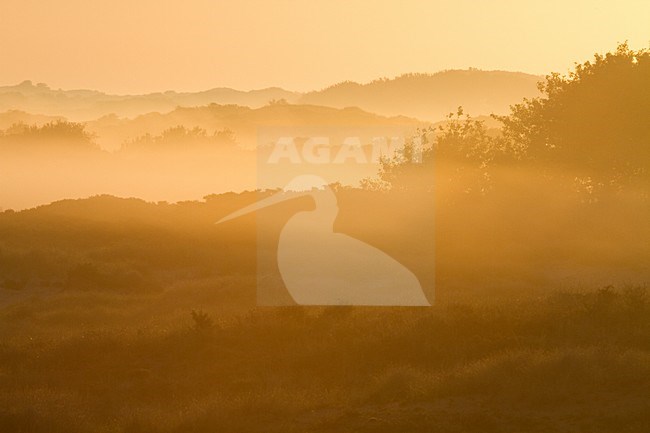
top-left (0, 283), bottom-right (648, 432)
top-left (0, 187), bottom-right (648, 432)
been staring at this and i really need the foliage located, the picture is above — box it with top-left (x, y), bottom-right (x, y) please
top-left (121, 126), bottom-right (236, 152)
top-left (191, 309), bottom-right (215, 332)
top-left (0, 120), bottom-right (97, 150)
top-left (372, 107), bottom-right (502, 196)
top-left (267, 98), bottom-right (289, 106)
top-left (373, 43), bottom-right (650, 200)
top-left (497, 42), bottom-right (650, 185)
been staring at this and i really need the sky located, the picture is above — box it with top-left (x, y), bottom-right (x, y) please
top-left (0, 0), bottom-right (648, 94)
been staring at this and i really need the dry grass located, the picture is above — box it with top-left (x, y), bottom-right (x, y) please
top-left (0, 283), bottom-right (648, 432)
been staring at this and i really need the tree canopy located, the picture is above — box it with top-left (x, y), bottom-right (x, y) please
top-left (376, 43), bottom-right (650, 195)
top-left (498, 43), bottom-right (650, 183)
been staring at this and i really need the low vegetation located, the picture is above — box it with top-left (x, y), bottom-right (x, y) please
top-left (0, 283), bottom-right (648, 432)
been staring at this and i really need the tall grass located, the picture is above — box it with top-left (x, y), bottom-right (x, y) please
top-left (0, 285), bottom-right (648, 432)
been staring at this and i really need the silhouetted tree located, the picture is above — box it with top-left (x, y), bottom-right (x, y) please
top-left (121, 126), bottom-right (236, 153)
top-left (0, 120), bottom-right (97, 151)
top-left (371, 107), bottom-right (500, 196)
top-left (496, 43), bottom-right (650, 187)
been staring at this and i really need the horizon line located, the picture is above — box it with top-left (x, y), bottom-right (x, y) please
top-left (0, 68), bottom-right (546, 97)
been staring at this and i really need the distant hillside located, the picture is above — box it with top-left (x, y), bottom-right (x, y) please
top-left (0, 80), bottom-right (301, 121)
top-left (0, 110), bottom-right (64, 130)
top-left (0, 70), bottom-right (541, 123)
top-left (299, 70), bottom-right (542, 121)
top-left (0, 103), bottom-right (423, 209)
top-left (85, 103), bottom-right (423, 151)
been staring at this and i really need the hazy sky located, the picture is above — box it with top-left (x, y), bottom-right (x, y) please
top-left (1, 0), bottom-right (648, 94)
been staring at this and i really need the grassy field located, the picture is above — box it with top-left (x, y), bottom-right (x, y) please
top-left (0, 280), bottom-right (648, 433)
top-left (0, 189), bottom-right (649, 432)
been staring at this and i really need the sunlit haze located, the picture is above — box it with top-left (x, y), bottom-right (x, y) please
top-left (1, 0), bottom-right (648, 93)
top-left (1, 1), bottom-right (649, 431)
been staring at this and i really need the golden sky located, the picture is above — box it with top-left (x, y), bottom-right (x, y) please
top-left (1, 0), bottom-right (648, 94)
